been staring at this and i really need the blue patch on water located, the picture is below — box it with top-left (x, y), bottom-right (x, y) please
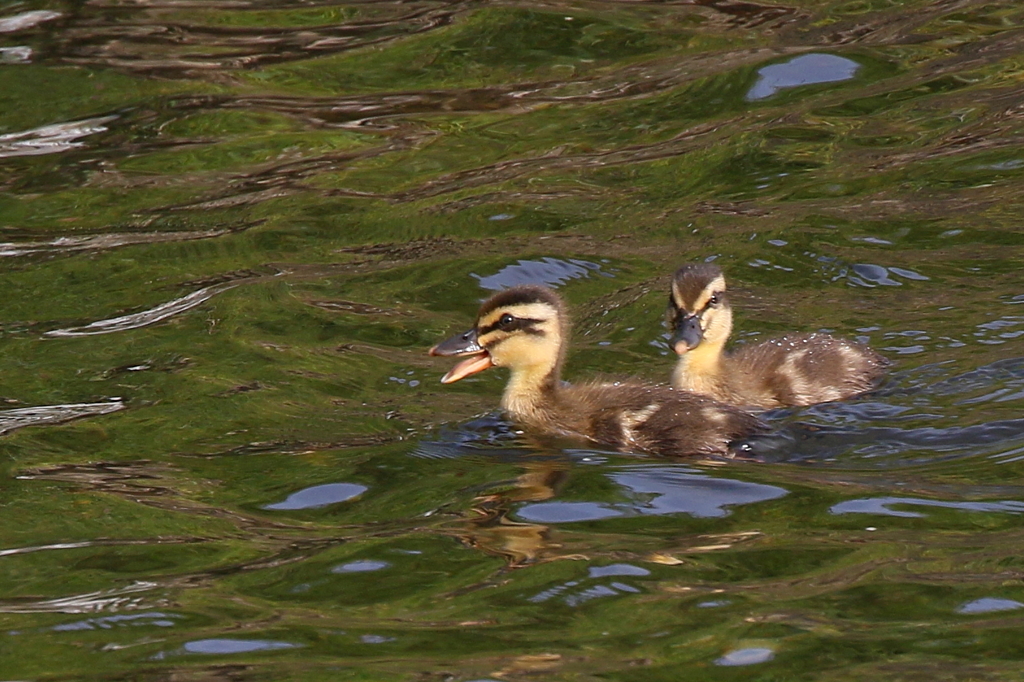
top-left (715, 647), bottom-right (775, 666)
top-left (847, 263), bottom-right (929, 288)
top-left (516, 501), bottom-right (621, 522)
top-left (888, 266), bottom-right (930, 281)
top-left (588, 564), bottom-right (650, 578)
top-left (182, 638), bottom-right (301, 654)
top-left (610, 467), bottom-right (788, 518)
top-left (332, 559), bottom-right (391, 573)
top-left (609, 581), bottom-right (640, 593)
top-left (52, 612), bottom-right (180, 632)
top-left (747, 53), bottom-right (860, 101)
top-left (516, 466), bottom-right (787, 522)
top-left (527, 560), bottom-right (659, 606)
top-left (263, 482), bottom-right (368, 510)
top-left (830, 496), bottom-right (1024, 518)
top-left (472, 257), bottom-right (609, 290)
top-left (563, 584), bottom-right (620, 606)
top-left (956, 597), bottom-right (1024, 614)
top-left (852, 263), bottom-right (899, 286)
top-left (361, 634), bottom-right (396, 643)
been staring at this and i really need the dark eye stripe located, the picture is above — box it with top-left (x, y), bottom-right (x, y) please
top-left (670, 290), bottom-right (724, 317)
top-left (479, 317), bottom-right (544, 337)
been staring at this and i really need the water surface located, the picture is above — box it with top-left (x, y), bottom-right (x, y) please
top-left (1, 1), bottom-right (1024, 679)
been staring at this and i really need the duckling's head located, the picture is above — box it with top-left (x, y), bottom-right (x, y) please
top-left (667, 263), bottom-right (732, 355)
top-left (430, 285), bottom-right (566, 385)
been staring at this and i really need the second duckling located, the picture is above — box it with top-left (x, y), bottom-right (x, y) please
top-left (668, 263), bottom-right (887, 410)
top-left (431, 285), bottom-right (765, 458)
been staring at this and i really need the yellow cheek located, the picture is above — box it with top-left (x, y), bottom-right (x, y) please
top-left (489, 334), bottom-right (554, 368)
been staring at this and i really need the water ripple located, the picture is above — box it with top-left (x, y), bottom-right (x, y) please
top-left (0, 46), bottom-right (31, 63)
top-left (0, 116), bottom-right (116, 159)
top-left (51, 611), bottom-right (181, 632)
top-left (0, 581), bottom-right (157, 614)
top-left (56, 5), bottom-right (459, 77)
top-left (0, 229), bottom-right (236, 258)
top-left (782, 417), bottom-right (1024, 464)
top-left (0, 10), bottom-right (61, 33)
top-left (44, 284), bottom-right (237, 337)
top-left (0, 400), bottom-right (123, 435)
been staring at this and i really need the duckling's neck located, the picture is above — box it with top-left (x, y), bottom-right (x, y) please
top-left (501, 363), bottom-right (561, 422)
top-left (673, 340), bottom-right (727, 392)
top-left (673, 307), bottom-right (733, 392)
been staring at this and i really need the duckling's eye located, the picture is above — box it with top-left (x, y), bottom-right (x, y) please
top-left (708, 294), bottom-right (720, 307)
top-left (498, 313), bottom-right (515, 329)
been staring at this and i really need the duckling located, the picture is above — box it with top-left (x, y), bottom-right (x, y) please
top-left (430, 285), bottom-right (764, 458)
top-left (667, 263), bottom-right (888, 410)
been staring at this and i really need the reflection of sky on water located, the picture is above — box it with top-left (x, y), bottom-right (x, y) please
top-left (956, 598), bottom-right (1024, 614)
top-left (516, 465), bottom-right (787, 523)
top-left (52, 612), bottom-right (180, 631)
top-left (849, 263), bottom-right (929, 288)
top-left (747, 53), bottom-right (860, 101)
top-left (151, 638), bottom-right (303, 658)
top-left (332, 559), bottom-right (390, 574)
top-left (589, 563), bottom-right (649, 578)
top-left (472, 257), bottom-right (609, 290)
top-left (263, 482), bottom-right (367, 510)
top-left (808, 254), bottom-right (930, 291)
top-left (830, 496), bottom-right (1024, 518)
top-left (361, 634), bottom-right (397, 644)
top-left (715, 647), bottom-right (775, 666)
top-left (529, 562), bottom-right (650, 606)
top-left (182, 638), bottom-right (301, 654)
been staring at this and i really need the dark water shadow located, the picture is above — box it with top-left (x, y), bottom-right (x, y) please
top-left (734, 357), bottom-right (1024, 466)
top-left (754, 416), bottom-right (1024, 468)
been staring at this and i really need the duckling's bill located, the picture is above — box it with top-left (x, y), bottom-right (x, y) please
top-left (429, 328), bottom-right (495, 383)
top-left (671, 314), bottom-right (703, 355)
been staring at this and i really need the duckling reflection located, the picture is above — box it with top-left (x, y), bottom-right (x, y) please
top-left (430, 285), bottom-right (765, 457)
top-left (455, 461), bottom-right (570, 567)
top-left (668, 264), bottom-right (888, 410)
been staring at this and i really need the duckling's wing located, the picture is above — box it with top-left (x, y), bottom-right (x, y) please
top-left (572, 383), bottom-right (765, 457)
top-left (731, 333), bottom-right (888, 405)
top-left (637, 391), bottom-right (767, 456)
